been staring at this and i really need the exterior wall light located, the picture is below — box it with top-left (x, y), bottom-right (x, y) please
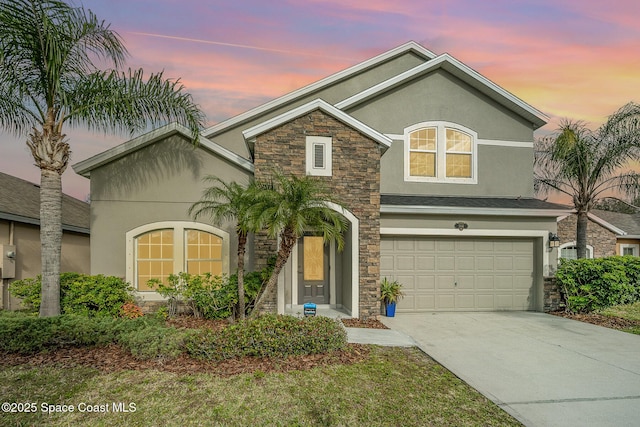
top-left (549, 232), bottom-right (560, 248)
top-left (454, 222), bottom-right (468, 231)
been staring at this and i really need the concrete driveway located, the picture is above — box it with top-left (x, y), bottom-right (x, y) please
top-left (381, 312), bottom-right (640, 427)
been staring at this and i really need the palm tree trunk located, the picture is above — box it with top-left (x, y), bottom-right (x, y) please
top-left (576, 210), bottom-right (589, 259)
top-left (39, 168), bottom-right (63, 317)
top-left (251, 231), bottom-right (297, 317)
top-left (237, 232), bottom-right (247, 320)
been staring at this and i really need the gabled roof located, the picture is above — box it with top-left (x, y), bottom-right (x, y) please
top-left (242, 99), bottom-right (392, 148)
top-left (204, 41), bottom-right (436, 138)
top-left (381, 195), bottom-right (571, 217)
top-left (588, 209), bottom-right (640, 236)
top-left (72, 123), bottom-right (254, 177)
top-left (0, 172), bottom-right (89, 233)
top-left (336, 53), bottom-right (549, 129)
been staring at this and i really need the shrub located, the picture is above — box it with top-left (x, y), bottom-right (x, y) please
top-left (186, 314), bottom-right (347, 361)
top-left (150, 272), bottom-right (237, 319)
top-left (556, 256), bottom-right (640, 313)
top-left (0, 314), bottom-right (119, 354)
top-left (8, 273), bottom-right (135, 317)
top-left (118, 325), bottom-right (194, 361)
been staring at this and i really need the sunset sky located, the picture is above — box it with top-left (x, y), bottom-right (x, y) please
top-left (1, 0), bottom-right (639, 200)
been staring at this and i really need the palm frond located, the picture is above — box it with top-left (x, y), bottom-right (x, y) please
top-left (63, 69), bottom-right (204, 141)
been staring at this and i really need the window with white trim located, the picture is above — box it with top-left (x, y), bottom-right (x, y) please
top-left (126, 222), bottom-right (229, 292)
top-left (558, 242), bottom-right (593, 260)
top-left (306, 136), bottom-right (332, 176)
top-left (405, 122), bottom-right (477, 183)
top-left (620, 244), bottom-right (639, 256)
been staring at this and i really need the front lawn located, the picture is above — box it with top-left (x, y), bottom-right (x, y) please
top-left (0, 346), bottom-right (520, 426)
top-left (600, 302), bottom-right (640, 334)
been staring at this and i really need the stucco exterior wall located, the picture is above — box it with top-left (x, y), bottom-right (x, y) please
top-left (88, 135), bottom-right (252, 279)
top-left (1, 219), bottom-right (90, 310)
top-left (252, 109), bottom-right (381, 318)
top-left (346, 70), bottom-right (536, 197)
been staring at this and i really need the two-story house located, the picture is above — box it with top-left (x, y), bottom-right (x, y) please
top-left (73, 41), bottom-right (568, 318)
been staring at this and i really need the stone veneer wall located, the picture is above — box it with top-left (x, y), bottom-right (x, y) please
top-left (253, 109), bottom-right (381, 318)
top-left (557, 215), bottom-right (617, 258)
top-left (543, 276), bottom-right (564, 312)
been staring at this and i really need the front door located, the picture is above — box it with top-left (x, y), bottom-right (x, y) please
top-left (298, 235), bottom-right (330, 304)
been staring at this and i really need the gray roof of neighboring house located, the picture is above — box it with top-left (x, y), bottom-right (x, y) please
top-left (381, 195), bottom-right (570, 211)
top-left (591, 209), bottom-right (640, 236)
top-left (0, 171), bottom-right (90, 233)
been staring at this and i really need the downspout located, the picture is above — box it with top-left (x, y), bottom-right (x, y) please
top-left (2, 221), bottom-right (15, 309)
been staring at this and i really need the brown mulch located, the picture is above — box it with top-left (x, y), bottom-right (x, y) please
top-left (551, 311), bottom-right (640, 330)
top-left (341, 317), bottom-right (389, 329)
top-left (0, 315), bottom-right (372, 376)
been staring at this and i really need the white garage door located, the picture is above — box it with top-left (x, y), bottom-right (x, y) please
top-left (380, 237), bottom-right (535, 311)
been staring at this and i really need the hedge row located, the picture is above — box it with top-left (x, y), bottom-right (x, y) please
top-left (186, 315), bottom-right (347, 361)
top-left (0, 312), bottom-right (346, 360)
top-left (556, 256), bottom-right (640, 313)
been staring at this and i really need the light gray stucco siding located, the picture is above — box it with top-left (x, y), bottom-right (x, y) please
top-left (345, 70), bottom-right (536, 141)
top-left (89, 135), bottom-right (252, 278)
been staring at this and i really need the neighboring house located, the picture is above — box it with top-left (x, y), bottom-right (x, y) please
top-left (557, 209), bottom-right (640, 260)
top-left (73, 41), bottom-right (569, 318)
top-left (0, 171), bottom-right (90, 309)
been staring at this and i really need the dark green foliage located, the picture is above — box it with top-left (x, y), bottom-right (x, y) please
top-left (186, 314), bottom-right (347, 361)
top-left (118, 326), bottom-right (195, 360)
top-left (0, 313), bottom-right (119, 354)
top-left (556, 256), bottom-right (640, 312)
top-left (9, 273), bottom-right (135, 317)
top-left (150, 272), bottom-right (237, 319)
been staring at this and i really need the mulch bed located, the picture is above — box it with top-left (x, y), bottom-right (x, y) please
top-left (551, 311), bottom-right (640, 330)
top-left (0, 315), bottom-right (374, 376)
top-left (341, 318), bottom-right (389, 329)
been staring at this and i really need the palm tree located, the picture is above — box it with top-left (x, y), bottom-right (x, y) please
top-left (250, 172), bottom-right (349, 316)
top-left (0, 0), bottom-right (204, 316)
top-left (535, 102), bottom-right (640, 258)
top-left (189, 177), bottom-right (258, 320)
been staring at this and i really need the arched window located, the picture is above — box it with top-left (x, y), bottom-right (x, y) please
top-left (558, 242), bottom-right (593, 260)
top-left (126, 222), bottom-right (229, 292)
top-left (405, 122), bottom-right (477, 183)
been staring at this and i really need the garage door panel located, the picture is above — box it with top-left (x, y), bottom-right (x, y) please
top-left (437, 294), bottom-right (455, 309)
top-left (381, 237), bottom-right (535, 312)
top-left (416, 256), bottom-right (435, 270)
top-left (436, 275), bottom-right (455, 290)
top-left (476, 257), bottom-right (494, 270)
top-left (456, 275), bottom-right (475, 289)
top-left (476, 294), bottom-right (495, 310)
top-left (457, 256), bottom-right (475, 270)
top-left (416, 276), bottom-right (435, 290)
top-left (396, 256), bottom-right (415, 271)
top-left (437, 256), bottom-right (455, 270)
top-left (495, 256), bottom-right (514, 270)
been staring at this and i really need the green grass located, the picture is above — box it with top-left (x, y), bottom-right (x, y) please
top-left (0, 347), bottom-right (520, 426)
top-left (600, 302), bottom-right (640, 334)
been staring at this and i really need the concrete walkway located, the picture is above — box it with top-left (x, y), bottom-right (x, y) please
top-left (345, 326), bottom-right (415, 346)
top-left (380, 312), bottom-right (640, 427)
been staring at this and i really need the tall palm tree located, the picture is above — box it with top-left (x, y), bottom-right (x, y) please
top-left (189, 177), bottom-right (258, 320)
top-left (251, 172), bottom-right (348, 316)
top-left (535, 102), bottom-right (640, 258)
top-left (0, 0), bottom-right (204, 316)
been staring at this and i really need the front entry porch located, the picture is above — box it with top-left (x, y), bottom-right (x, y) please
top-left (284, 304), bottom-right (352, 319)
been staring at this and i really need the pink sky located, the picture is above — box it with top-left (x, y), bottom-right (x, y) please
top-left (1, 0), bottom-right (639, 200)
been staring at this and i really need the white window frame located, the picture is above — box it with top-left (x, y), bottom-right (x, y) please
top-left (126, 221), bottom-right (230, 298)
top-left (558, 241), bottom-right (594, 260)
top-left (620, 243), bottom-right (639, 256)
top-left (404, 121), bottom-right (477, 184)
top-left (306, 136), bottom-right (332, 176)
